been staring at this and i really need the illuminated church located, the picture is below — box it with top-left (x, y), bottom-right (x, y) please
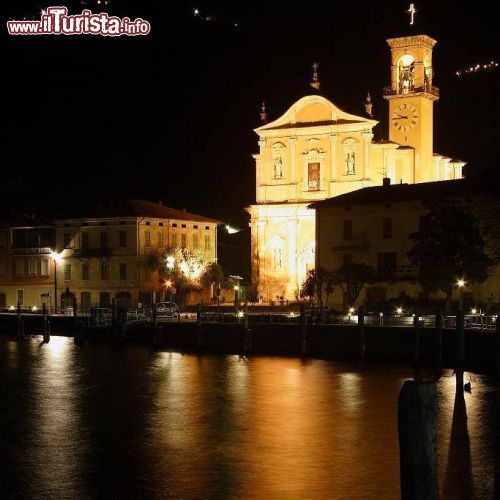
top-left (247, 34), bottom-right (466, 302)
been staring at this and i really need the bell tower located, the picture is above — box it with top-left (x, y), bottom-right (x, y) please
top-left (384, 35), bottom-right (439, 182)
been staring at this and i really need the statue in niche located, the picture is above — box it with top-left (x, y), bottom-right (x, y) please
top-left (345, 152), bottom-right (356, 175)
top-left (273, 155), bottom-right (284, 178)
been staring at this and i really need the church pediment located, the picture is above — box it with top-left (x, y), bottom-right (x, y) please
top-left (255, 95), bottom-right (377, 134)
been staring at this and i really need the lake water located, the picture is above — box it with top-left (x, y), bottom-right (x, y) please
top-left (0, 336), bottom-right (498, 499)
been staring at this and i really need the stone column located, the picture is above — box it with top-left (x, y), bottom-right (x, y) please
top-left (288, 218), bottom-right (298, 292)
top-left (362, 132), bottom-right (373, 180)
top-left (289, 137), bottom-right (297, 201)
top-left (330, 133), bottom-right (338, 181)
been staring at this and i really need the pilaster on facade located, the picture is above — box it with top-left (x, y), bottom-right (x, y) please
top-left (330, 133), bottom-right (339, 182)
top-left (289, 136), bottom-right (297, 187)
top-left (362, 131), bottom-right (374, 179)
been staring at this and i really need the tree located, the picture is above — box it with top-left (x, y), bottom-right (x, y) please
top-left (335, 262), bottom-right (375, 308)
top-left (300, 269), bottom-right (316, 302)
top-left (201, 262), bottom-right (224, 288)
top-left (407, 199), bottom-right (494, 312)
top-left (300, 267), bottom-right (336, 307)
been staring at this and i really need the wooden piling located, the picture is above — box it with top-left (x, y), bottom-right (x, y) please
top-left (42, 302), bottom-right (50, 343)
top-left (496, 314), bottom-right (500, 381)
top-left (300, 303), bottom-right (307, 357)
top-left (111, 298), bottom-right (121, 344)
top-left (196, 303), bottom-right (204, 349)
top-left (152, 303), bottom-right (158, 327)
top-left (16, 301), bottom-right (24, 340)
top-left (413, 310), bottom-right (421, 379)
top-left (398, 380), bottom-right (439, 500)
top-left (434, 309), bottom-right (443, 378)
top-left (357, 306), bottom-right (365, 359)
top-left (243, 303), bottom-right (252, 354)
top-left (456, 310), bottom-right (465, 391)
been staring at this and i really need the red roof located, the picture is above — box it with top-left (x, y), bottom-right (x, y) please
top-left (126, 200), bottom-right (219, 223)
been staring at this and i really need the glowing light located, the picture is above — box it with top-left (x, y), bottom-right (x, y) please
top-left (193, 8), bottom-right (199, 16)
top-left (9, 305), bottom-right (15, 311)
top-left (237, 310), bottom-right (244, 318)
top-left (348, 307), bottom-right (355, 315)
top-left (225, 224), bottom-right (240, 234)
top-left (41, 9), bottom-right (47, 15)
top-left (396, 307), bottom-right (403, 315)
top-left (50, 251), bottom-right (63, 262)
top-left (166, 255), bottom-right (175, 270)
top-left (234, 285), bottom-right (240, 291)
top-left (379, 312), bottom-right (384, 317)
top-left (32, 305), bottom-right (38, 312)
top-left (471, 308), bottom-right (477, 314)
top-left (407, 3), bottom-right (416, 25)
top-left (288, 312), bottom-right (298, 318)
top-left (457, 278), bottom-right (466, 288)
top-left (166, 280), bottom-right (172, 287)
top-left (455, 60), bottom-right (498, 77)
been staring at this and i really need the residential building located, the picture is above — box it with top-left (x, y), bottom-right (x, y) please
top-left (312, 179), bottom-right (500, 309)
top-left (54, 200), bottom-right (219, 309)
top-left (0, 201), bottom-right (219, 310)
top-left (0, 217), bottom-right (55, 309)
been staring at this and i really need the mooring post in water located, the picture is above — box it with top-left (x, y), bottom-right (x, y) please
top-left (152, 302), bottom-right (158, 328)
top-left (413, 309), bottom-right (421, 378)
top-left (456, 310), bottom-right (465, 391)
top-left (357, 306), bottom-right (365, 359)
top-left (42, 302), bottom-right (50, 343)
top-left (72, 296), bottom-right (78, 332)
top-left (243, 303), bottom-right (252, 353)
top-left (111, 298), bottom-right (120, 343)
top-left (196, 303), bottom-right (204, 349)
top-left (496, 314), bottom-right (500, 381)
top-left (300, 303), bottom-right (307, 357)
top-left (16, 301), bottom-right (24, 340)
top-left (398, 380), bottom-right (439, 500)
top-left (434, 309), bottom-right (443, 377)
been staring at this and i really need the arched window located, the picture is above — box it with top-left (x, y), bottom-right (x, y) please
top-left (397, 54), bottom-right (415, 94)
top-left (424, 55), bottom-right (433, 90)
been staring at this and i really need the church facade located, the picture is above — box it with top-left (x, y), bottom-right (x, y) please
top-left (247, 34), bottom-right (465, 302)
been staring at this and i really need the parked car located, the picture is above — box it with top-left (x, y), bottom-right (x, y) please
top-left (156, 302), bottom-right (180, 318)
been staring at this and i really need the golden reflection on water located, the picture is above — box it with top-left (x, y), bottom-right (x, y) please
top-left (0, 340), bottom-right (497, 499)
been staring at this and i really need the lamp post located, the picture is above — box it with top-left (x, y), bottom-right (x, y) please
top-left (50, 251), bottom-right (62, 314)
top-left (234, 285), bottom-right (239, 307)
top-left (457, 278), bottom-right (466, 312)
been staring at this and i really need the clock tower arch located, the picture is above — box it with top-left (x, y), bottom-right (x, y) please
top-left (384, 35), bottom-right (439, 182)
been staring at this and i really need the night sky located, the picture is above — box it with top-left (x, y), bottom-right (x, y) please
top-left (3, 0), bottom-right (499, 223)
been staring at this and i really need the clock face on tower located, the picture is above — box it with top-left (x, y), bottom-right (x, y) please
top-left (392, 103), bottom-right (418, 132)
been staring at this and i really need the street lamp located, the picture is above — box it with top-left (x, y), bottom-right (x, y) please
top-left (50, 251), bottom-right (62, 313)
top-left (457, 278), bottom-right (466, 312)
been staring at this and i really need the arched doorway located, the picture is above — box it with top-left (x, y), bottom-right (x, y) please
top-left (61, 289), bottom-right (75, 313)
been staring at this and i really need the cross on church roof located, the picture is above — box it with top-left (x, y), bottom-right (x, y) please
top-left (310, 62), bottom-right (320, 90)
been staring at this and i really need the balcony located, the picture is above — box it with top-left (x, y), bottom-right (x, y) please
top-left (72, 247), bottom-right (112, 258)
top-left (383, 85), bottom-right (440, 98)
